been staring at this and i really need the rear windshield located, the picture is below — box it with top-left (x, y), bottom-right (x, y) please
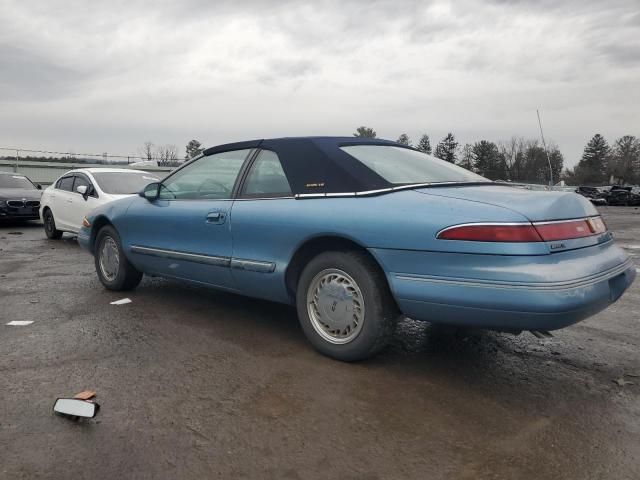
top-left (92, 172), bottom-right (160, 194)
top-left (340, 145), bottom-right (488, 185)
top-left (0, 174), bottom-right (36, 189)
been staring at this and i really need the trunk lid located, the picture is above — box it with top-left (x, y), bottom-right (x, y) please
top-left (416, 184), bottom-right (610, 253)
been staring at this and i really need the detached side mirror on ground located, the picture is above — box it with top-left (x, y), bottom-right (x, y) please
top-left (53, 398), bottom-right (100, 419)
top-left (140, 182), bottom-right (160, 201)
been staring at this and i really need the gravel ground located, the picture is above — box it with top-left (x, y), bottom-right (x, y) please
top-left (0, 206), bottom-right (638, 480)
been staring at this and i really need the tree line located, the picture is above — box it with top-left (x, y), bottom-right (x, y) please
top-left (135, 139), bottom-right (205, 166)
top-left (4, 132), bottom-right (637, 186)
top-left (353, 126), bottom-right (639, 186)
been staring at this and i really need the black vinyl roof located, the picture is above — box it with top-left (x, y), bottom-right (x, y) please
top-left (203, 136), bottom-right (410, 195)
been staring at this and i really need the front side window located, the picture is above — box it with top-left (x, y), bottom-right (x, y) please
top-left (340, 145), bottom-right (488, 185)
top-left (0, 174), bottom-right (36, 189)
top-left (159, 149), bottom-right (251, 200)
top-left (73, 175), bottom-right (95, 196)
top-left (241, 150), bottom-right (291, 197)
top-left (92, 172), bottom-right (159, 195)
top-left (56, 176), bottom-right (75, 192)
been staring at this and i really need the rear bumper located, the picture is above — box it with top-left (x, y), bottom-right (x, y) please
top-left (371, 242), bottom-right (636, 331)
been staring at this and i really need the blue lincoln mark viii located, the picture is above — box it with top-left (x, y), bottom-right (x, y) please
top-left (78, 137), bottom-right (635, 361)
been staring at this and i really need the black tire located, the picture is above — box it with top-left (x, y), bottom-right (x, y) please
top-left (95, 225), bottom-right (142, 291)
top-left (296, 250), bottom-right (398, 361)
top-left (43, 208), bottom-right (63, 239)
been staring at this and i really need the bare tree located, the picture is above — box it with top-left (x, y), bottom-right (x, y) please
top-left (156, 144), bottom-right (180, 167)
top-left (459, 144), bottom-right (474, 171)
top-left (139, 142), bottom-right (155, 162)
top-left (498, 136), bottom-right (524, 180)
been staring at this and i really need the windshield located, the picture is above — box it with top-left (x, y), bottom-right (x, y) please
top-left (340, 145), bottom-right (488, 185)
top-left (92, 172), bottom-right (160, 194)
top-left (0, 174), bottom-right (36, 189)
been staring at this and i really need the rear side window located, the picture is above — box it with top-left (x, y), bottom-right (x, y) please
top-left (340, 145), bottom-right (488, 185)
top-left (241, 150), bottom-right (291, 197)
top-left (92, 172), bottom-right (159, 195)
top-left (56, 176), bottom-right (74, 191)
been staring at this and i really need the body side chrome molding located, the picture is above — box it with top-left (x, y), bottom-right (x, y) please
top-left (294, 181), bottom-right (478, 199)
top-left (131, 245), bottom-right (230, 267)
top-left (130, 245), bottom-right (275, 273)
top-left (230, 258), bottom-right (276, 273)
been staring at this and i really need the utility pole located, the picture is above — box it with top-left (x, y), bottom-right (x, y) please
top-left (15, 149), bottom-right (19, 173)
top-left (536, 109), bottom-right (554, 187)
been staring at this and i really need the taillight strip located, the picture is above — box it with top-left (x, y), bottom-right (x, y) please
top-left (437, 216), bottom-right (607, 242)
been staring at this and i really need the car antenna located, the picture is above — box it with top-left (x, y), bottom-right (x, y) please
top-left (536, 109), bottom-right (554, 187)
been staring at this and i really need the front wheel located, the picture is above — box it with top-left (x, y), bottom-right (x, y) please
top-left (43, 209), bottom-right (63, 239)
top-left (296, 250), bottom-right (398, 361)
top-left (95, 225), bottom-right (142, 291)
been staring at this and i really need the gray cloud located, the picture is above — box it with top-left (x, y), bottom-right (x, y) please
top-left (0, 44), bottom-right (88, 100)
top-left (0, 0), bottom-right (638, 166)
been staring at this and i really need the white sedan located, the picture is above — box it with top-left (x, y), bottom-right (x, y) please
top-left (40, 168), bottom-right (160, 239)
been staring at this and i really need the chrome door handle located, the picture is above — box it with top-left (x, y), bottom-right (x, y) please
top-left (206, 211), bottom-right (226, 224)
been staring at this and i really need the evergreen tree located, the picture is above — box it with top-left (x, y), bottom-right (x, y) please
top-left (185, 139), bottom-right (203, 160)
top-left (396, 133), bottom-right (411, 146)
top-left (472, 140), bottom-right (507, 179)
top-left (574, 134), bottom-right (609, 184)
top-left (434, 133), bottom-right (458, 163)
top-left (416, 134), bottom-right (432, 154)
top-left (353, 126), bottom-right (377, 138)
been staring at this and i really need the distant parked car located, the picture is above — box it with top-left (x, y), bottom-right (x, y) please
top-left (607, 186), bottom-right (640, 206)
top-left (40, 168), bottom-right (160, 238)
top-left (0, 171), bottom-right (42, 221)
top-left (77, 137), bottom-right (635, 361)
top-left (576, 186), bottom-right (608, 205)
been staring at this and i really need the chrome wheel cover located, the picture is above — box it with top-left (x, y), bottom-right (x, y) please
top-left (99, 236), bottom-right (120, 282)
top-left (306, 268), bottom-right (365, 344)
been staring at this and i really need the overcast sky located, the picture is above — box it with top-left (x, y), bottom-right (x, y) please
top-left (0, 0), bottom-right (638, 166)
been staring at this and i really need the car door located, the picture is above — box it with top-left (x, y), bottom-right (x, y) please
top-left (123, 148), bottom-right (254, 290)
top-left (66, 173), bottom-right (100, 232)
top-left (229, 149), bottom-right (297, 303)
top-left (50, 175), bottom-right (76, 230)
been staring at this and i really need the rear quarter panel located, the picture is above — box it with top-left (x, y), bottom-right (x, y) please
top-left (229, 190), bottom-right (539, 303)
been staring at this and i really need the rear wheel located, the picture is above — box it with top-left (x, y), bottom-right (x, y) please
top-left (43, 209), bottom-right (63, 239)
top-left (296, 250), bottom-right (398, 361)
top-left (95, 225), bottom-right (142, 291)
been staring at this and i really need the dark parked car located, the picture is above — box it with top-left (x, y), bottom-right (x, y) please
top-left (607, 186), bottom-right (640, 206)
top-left (576, 186), bottom-right (608, 205)
top-left (0, 172), bottom-right (42, 221)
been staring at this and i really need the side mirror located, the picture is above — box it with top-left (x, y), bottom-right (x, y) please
top-left (36, 184), bottom-right (42, 190)
top-left (53, 398), bottom-right (100, 418)
top-left (76, 185), bottom-right (88, 198)
top-left (140, 182), bottom-right (160, 201)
